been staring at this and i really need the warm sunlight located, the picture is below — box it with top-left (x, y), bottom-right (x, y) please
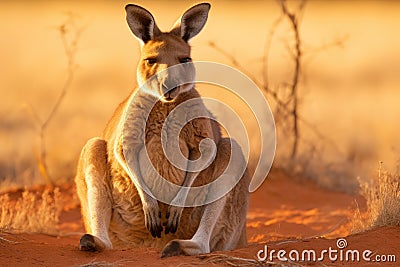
top-left (1, 1), bottom-right (399, 266)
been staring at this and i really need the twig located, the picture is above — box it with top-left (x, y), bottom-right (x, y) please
top-left (73, 258), bottom-right (137, 267)
top-left (0, 235), bottom-right (20, 244)
top-left (305, 35), bottom-right (347, 57)
top-left (29, 16), bottom-right (83, 185)
top-left (279, 0), bottom-right (306, 158)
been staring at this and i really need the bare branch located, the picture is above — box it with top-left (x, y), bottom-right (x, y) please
top-left (278, 0), bottom-right (306, 158)
top-left (208, 0), bottom-right (346, 171)
top-left (42, 21), bottom-right (83, 131)
top-left (29, 15), bottom-right (83, 185)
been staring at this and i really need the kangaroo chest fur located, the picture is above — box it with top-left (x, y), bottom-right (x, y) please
top-left (103, 88), bottom-right (220, 247)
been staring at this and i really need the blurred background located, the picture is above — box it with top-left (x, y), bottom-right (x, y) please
top-left (1, 0), bottom-right (399, 191)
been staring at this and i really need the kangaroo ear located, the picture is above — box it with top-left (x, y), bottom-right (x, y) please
top-left (125, 4), bottom-right (161, 44)
top-left (171, 3), bottom-right (211, 42)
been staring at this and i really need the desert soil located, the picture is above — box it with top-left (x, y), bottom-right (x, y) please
top-left (1, 170), bottom-right (399, 266)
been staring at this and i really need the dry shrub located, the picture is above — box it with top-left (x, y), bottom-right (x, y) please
top-left (0, 187), bottom-right (62, 235)
top-left (353, 167), bottom-right (400, 231)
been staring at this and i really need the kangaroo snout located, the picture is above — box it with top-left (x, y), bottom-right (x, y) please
top-left (162, 86), bottom-right (178, 101)
top-left (158, 70), bottom-right (181, 102)
top-left (157, 64), bottom-right (195, 102)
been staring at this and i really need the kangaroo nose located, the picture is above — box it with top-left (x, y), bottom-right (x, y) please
top-left (162, 86), bottom-right (178, 101)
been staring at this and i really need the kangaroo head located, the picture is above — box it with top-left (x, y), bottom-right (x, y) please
top-left (125, 3), bottom-right (211, 102)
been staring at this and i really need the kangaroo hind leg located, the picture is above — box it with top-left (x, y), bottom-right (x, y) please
top-left (161, 138), bottom-right (248, 257)
top-left (75, 137), bottom-right (112, 251)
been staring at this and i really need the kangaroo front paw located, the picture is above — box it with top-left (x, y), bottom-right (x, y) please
top-left (143, 200), bottom-right (162, 238)
top-left (164, 205), bottom-right (183, 235)
top-left (161, 239), bottom-right (208, 258)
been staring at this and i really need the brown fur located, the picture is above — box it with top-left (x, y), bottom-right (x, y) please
top-left (74, 3), bottom-right (249, 256)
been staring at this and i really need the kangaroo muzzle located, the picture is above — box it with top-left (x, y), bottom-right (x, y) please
top-left (158, 63), bottom-right (195, 102)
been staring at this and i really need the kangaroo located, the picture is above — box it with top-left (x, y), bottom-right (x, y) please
top-left (74, 3), bottom-right (249, 257)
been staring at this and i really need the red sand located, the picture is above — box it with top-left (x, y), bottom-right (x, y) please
top-left (1, 170), bottom-right (399, 266)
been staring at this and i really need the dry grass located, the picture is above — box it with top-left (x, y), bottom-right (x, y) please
top-left (353, 165), bottom-right (400, 232)
top-left (0, 187), bottom-right (63, 235)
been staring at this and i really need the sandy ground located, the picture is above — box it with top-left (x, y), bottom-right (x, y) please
top-left (1, 170), bottom-right (399, 266)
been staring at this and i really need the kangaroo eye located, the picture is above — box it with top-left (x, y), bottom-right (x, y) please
top-left (145, 58), bottom-right (157, 65)
top-left (179, 57), bottom-right (192, 63)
